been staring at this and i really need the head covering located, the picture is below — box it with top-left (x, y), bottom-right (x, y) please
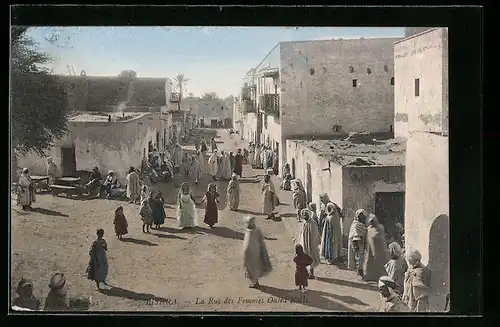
top-left (17, 278), bottom-right (33, 296)
top-left (406, 249), bottom-right (422, 263)
top-left (108, 170), bottom-right (114, 175)
top-left (115, 206), bottom-right (123, 214)
top-left (307, 202), bottom-right (317, 212)
top-left (378, 276), bottom-right (397, 290)
top-left (367, 213), bottom-right (379, 225)
top-left (244, 216), bottom-right (256, 229)
top-left (355, 209), bottom-right (368, 221)
top-left (22, 168), bottom-right (29, 174)
top-left (300, 208), bottom-right (312, 221)
top-left (49, 273), bottom-right (66, 290)
top-left (319, 193), bottom-right (331, 203)
top-left (46, 157), bottom-right (53, 163)
top-left (326, 202), bottom-right (337, 214)
top-left (97, 228), bottom-right (104, 235)
top-left (207, 183), bottom-right (216, 192)
top-left (295, 244), bottom-right (304, 255)
top-left (181, 182), bottom-right (189, 192)
top-left (93, 167), bottom-right (99, 172)
top-left (388, 242), bottom-right (402, 259)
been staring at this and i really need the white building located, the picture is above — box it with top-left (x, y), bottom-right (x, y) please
top-left (239, 37), bottom-right (401, 176)
top-left (395, 27), bottom-right (449, 310)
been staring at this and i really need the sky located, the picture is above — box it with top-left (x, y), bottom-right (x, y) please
top-left (27, 27), bottom-right (404, 98)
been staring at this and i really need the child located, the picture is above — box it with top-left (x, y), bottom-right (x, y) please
top-left (140, 185), bottom-right (149, 203)
top-left (280, 174), bottom-right (292, 191)
top-left (13, 278), bottom-right (41, 310)
top-left (113, 206), bottom-right (128, 240)
top-left (294, 244), bottom-right (313, 292)
top-left (198, 183), bottom-right (219, 229)
top-left (139, 198), bottom-right (153, 233)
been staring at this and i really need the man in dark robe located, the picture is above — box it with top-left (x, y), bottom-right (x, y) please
top-left (234, 149), bottom-right (243, 177)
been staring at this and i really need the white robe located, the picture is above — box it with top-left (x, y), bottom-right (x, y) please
top-left (222, 155), bottom-right (232, 180)
top-left (198, 152), bottom-right (205, 174)
top-left (173, 148), bottom-right (184, 168)
top-left (254, 148), bottom-right (262, 166)
top-left (177, 193), bottom-right (198, 228)
top-left (208, 153), bottom-right (218, 176)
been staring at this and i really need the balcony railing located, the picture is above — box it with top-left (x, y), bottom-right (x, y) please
top-left (241, 99), bottom-right (256, 113)
top-left (260, 94), bottom-right (279, 116)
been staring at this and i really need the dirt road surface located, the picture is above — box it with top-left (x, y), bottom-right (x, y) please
top-left (10, 129), bottom-right (380, 312)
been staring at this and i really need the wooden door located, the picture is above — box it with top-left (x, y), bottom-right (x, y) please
top-left (60, 146), bottom-right (76, 177)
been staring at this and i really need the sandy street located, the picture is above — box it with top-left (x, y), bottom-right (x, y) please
top-left (10, 129), bottom-right (380, 312)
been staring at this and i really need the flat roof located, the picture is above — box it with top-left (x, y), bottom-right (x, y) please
top-left (394, 27), bottom-right (442, 45)
top-left (68, 112), bottom-right (151, 123)
top-left (292, 137), bottom-right (406, 167)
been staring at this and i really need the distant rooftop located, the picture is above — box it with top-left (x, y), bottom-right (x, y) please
top-left (68, 112), bottom-right (150, 123)
top-left (293, 136), bottom-right (406, 166)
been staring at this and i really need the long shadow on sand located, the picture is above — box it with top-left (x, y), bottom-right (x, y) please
top-left (316, 276), bottom-right (379, 292)
top-left (99, 286), bottom-right (170, 303)
top-left (158, 226), bottom-right (204, 234)
top-left (198, 226), bottom-right (244, 240)
top-left (236, 209), bottom-right (264, 216)
top-left (258, 285), bottom-right (355, 312)
top-left (120, 238), bottom-right (158, 246)
top-left (199, 226), bottom-right (277, 241)
top-left (153, 233), bottom-right (187, 240)
top-left (29, 207), bottom-right (69, 217)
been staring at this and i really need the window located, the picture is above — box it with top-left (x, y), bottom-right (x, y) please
top-left (390, 77), bottom-right (394, 85)
top-left (352, 79), bottom-right (358, 87)
top-left (349, 66), bottom-right (354, 73)
top-left (367, 68), bottom-right (371, 75)
top-left (414, 78), bottom-right (420, 97)
top-left (384, 65), bottom-right (389, 72)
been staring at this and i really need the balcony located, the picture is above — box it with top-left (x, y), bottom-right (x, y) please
top-left (170, 93), bottom-right (180, 102)
top-left (260, 94), bottom-right (279, 117)
top-left (241, 99), bottom-right (256, 113)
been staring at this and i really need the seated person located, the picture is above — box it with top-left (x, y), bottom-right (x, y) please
top-left (13, 278), bottom-right (40, 311)
top-left (102, 170), bottom-right (120, 198)
top-left (85, 167), bottom-right (102, 196)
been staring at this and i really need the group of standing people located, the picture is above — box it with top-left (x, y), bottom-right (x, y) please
top-left (248, 143), bottom-right (279, 176)
top-left (207, 148), bottom-right (243, 181)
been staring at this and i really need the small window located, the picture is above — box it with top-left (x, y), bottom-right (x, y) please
top-left (352, 79), bottom-right (358, 87)
top-left (367, 68), bottom-right (371, 75)
top-left (384, 65), bottom-right (389, 72)
top-left (349, 66), bottom-right (354, 73)
top-left (414, 78), bottom-right (420, 97)
top-left (390, 77), bottom-right (395, 85)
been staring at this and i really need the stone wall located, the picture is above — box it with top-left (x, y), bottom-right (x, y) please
top-left (394, 28), bottom-right (448, 138)
top-left (286, 140), bottom-right (343, 213)
top-left (279, 38), bottom-right (399, 138)
top-left (342, 165), bottom-right (405, 241)
top-left (404, 131), bottom-right (449, 309)
top-left (17, 113), bottom-right (166, 184)
top-left (397, 27), bottom-right (449, 311)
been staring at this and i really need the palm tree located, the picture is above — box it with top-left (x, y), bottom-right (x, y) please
top-left (173, 74), bottom-right (189, 111)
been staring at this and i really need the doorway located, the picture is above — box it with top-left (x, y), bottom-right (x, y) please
top-left (60, 145), bottom-right (76, 177)
top-left (211, 119), bottom-right (218, 128)
top-left (375, 192), bottom-right (405, 240)
top-left (306, 163), bottom-right (313, 202)
top-left (291, 158), bottom-right (296, 179)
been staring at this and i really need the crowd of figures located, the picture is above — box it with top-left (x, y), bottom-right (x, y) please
top-left (13, 132), bottom-right (444, 313)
